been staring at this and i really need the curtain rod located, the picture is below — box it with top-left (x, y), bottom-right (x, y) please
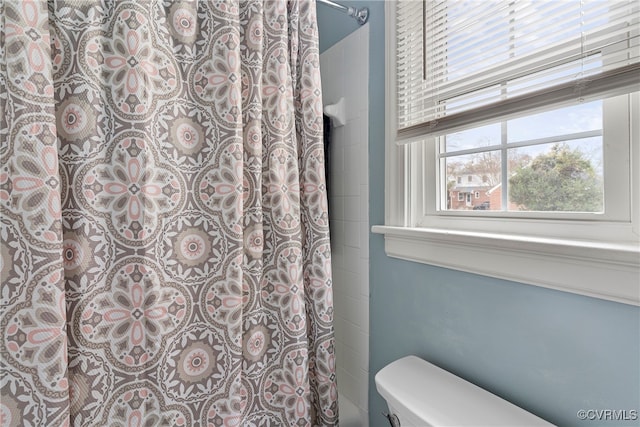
top-left (317, 0), bottom-right (369, 25)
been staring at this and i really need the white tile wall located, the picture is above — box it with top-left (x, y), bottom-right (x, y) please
top-left (320, 25), bottom-right (369, 423)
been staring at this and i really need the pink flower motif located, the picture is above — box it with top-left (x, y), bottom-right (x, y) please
top-left (263, 48), bottom-right (294, 131)
top-left (197, 146), bottom-right (243, 234)
top-left (79, 261), bottom-right (187, 367)
top-left (192, 33), bottom-right (241, 125)
top-left (103, 282), bottom-right (167, 348)
top-left (102, 155), bottom-right (162, 223)
top-left (267, 148), bottom-right (300, 230)
top-left (261, 247), bottom-right (305, 331)
top-left (184, 349), bottom-right (209, 375)
top-left (181, 235), bottom-right (205, 258)
top-left (172, 9), bottom-right (197, 38)
top-left (2, 122), bottom-right (61, 242)
top-left (102, 30), bottom-right (159, 113)
top-left (247, 330), bottom-right (265, 357)
top-left (80, 5), bottom-right (178, 118)
top-left (79, 135), bottom-right (183, 242)
top-left (264, 350), bottom-right (310, 423)
top-left (4, 268), bottom-right (69, 393)
top-left (62, 239), bottom-right (83, 270)
top-left (3, 0), bottom-right (54, 98)
top-left (107, 387), bottom-right (188, 426)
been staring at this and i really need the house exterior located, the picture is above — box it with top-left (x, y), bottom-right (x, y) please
top-left (448, 173), bottom-right (524, 211)
top-left (448, 173), bottom-right (492, 210)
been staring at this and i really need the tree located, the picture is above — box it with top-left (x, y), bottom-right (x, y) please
top-left (466, 151), bottom-right (501, 187)
top-left (447, 150), bottom-right (532, 189)
top-left (509, 144), bottom-right (602, 212)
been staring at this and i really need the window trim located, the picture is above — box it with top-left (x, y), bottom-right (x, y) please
top-left (373, 1), bottom-right (640, 306)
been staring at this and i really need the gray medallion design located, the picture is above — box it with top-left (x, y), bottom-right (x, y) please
top-left (152, 100), bottom-right (220, 172)
top-left (159, 324), bottom-right (232, 402)
top-left (156, 210), bottom-right (233, 285)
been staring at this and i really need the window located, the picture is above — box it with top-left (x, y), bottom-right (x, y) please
top-left (442, 101), bottom-right (605, 213)
top-left (373, 0), bottom-right (640, 305)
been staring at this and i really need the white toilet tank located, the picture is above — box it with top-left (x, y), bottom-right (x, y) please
top-left (375, 356), bottom-right (554, 426)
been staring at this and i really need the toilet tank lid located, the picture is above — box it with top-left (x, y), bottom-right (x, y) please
top-left (375, 356), bottom-right (554, 426)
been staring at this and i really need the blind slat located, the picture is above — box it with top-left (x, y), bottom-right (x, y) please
top-left (397, 63), bottom-right (640, 142)
top-left (396, 0), bottom-right (640, 137)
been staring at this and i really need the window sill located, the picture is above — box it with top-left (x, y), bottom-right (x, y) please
top-left (371, 225), bottom-right (640, 306)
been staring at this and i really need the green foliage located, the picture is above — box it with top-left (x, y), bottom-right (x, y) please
top-left (509, 144), bottom-right (602, 212)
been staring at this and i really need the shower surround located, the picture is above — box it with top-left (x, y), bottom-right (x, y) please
top-left (320, 24), bottom-right (370, 425)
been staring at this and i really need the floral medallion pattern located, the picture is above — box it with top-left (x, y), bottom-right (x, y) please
top-left (201, 377), bottom-right (246, 427)
top-left (0, 370), bottom-right (45, 427)
top-left (264, 348), bottom-right (312, 425)
top-left (262, 246), bottom-right (307, 332)
top-left (62, 212), bottom-right (115, 297)
top-left (75, 258), bottom-right (189, 369)
top-left (1, 1), bottom-right (337, 425)
top-left (159, 324), bottom-right (232, 402)
top-left (2, 265), bottom-right (68, 398)
top-left (195, 143), bottom-right (244, 236)
top-left (305, 241), bottom-right (335, 325)
top-left (67, 349), bottom-right (114, 426)
top-left (151, 0), bottom-right (215, 61)
top-left (0, 218), bottom-right (32, 307)
top-left (311, 337), bottom-right (339, 421)
top-left (1, 1), bottom-right (70, 425)
top-left (297, 48), bottom-right (325, 136)
top-left (203, 254), bottom-right (245, 349)
top-left (78, 3), bottom-right (180, 120)
top-left (2, 0), bottom-right (55, 103)
top-left (76, 131), bottom-right (185, 245)
top-left (263, 45), bottom-right (295, 133)
top-left (266, 146), bottom-right (302, 232)
top-left (102, 382), bottom-right (191, 427)
top-left (156, 210), bottom-right (236, 285)
top-left (301, 145), bottom-right (331, 228)
top-left (152, 100), bottom-right (220, 172)
top-left (55, 77), bottom-right (115, 163)
top-left (2, 115), bottom-right (62, 247)
top-left (191, 28), bottom-right (242, 127)
top-left (242, 310), bottom-right (284, 378)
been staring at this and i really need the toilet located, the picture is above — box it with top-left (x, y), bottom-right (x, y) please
top-left (375, 356), bottom-right (554, 426)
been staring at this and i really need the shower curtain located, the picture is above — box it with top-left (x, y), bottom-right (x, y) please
top-left (0, 0), bottom-right (338, 425)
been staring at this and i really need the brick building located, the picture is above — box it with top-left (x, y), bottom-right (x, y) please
top-left (447, 173), bottom-right (492, 210)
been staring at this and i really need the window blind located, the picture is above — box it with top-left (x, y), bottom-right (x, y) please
top-left (395, 0), bottom-right (640, 143)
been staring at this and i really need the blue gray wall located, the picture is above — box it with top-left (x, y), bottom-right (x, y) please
top-left (317, 2), bottom-right (640, 426)
top-left (317, 0), bottom-right (367, 52)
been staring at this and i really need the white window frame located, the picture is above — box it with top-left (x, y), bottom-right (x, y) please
top-left (372, 1), bottom-right (640, 306)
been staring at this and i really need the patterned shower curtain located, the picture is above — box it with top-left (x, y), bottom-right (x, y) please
top-left (0, 0), bottom-right (338, 425)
